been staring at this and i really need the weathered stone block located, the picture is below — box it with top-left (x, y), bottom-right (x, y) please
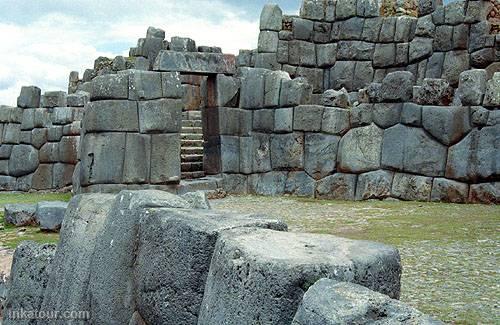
top-left (469, 182), bottom-right (499, 204)
top-left (355, 170), bottom-right (394, 201)
top-left (161, 72), bottom-right (183, 99)
top-left (292, 279), bottom-right (443, 325)
top-left (3, 123), bottom-right (21, 144)
top-left (216, 74), bottom-right (240, 107)
top-left (280, 77), bottom-right (312, 107)
top-left (123, 134), bottom-right (151, 184)
top-left (380, 71), bottom-right (415, 102)
top-left (17, 86), bottom-right (41, 108)
top-left (413, 78), bottom-right (454, 105)
top-left (285, 171), bottom-right (315, 197)
top-left (8, 144), bottom-right (39, 177)
top-left (4, 204), bottom-right (37, 226)
top-left (442, 50), bottom-right (470, 86)
top-left (240, 68), bottom-right (266, 109)
top-left (153, 51), bottom-right (236, 75)
top-left (248, 171), bottom-right (287, 195)
top-left (338, 124), bottom-right (383, 173)
top-left (36, 201), bottom-right (68, 231)
top-left (274, 107), bottom-right (294, 133)
top-left (199, 228), bottom-right (401, 324)
top-left (84, 100), bottom-right (139, 132)
top-left (258, 31), bottom-right (279, 53)
top-left (316, 43), bottom-right (337, 68)
top-left (270, 133), bottom-right (304, 169)
top-left (253, 109), bottom-right (275, 132)
top-left (41, 91), bottom-right (67, 108)
top-left (430, 178), bottom-right (469, 203)
top-left (80, 132), bottom-right (126, 185)
top-left (321, 88), bottom-right (350, 108)
top-left (392, 172), bottom-right (432, 201)
top-left (222, 173), bottom-right (248, 194)
top-left (401, 103), bottom-right (422, 126)
top-left (322, 107), bottom-right (350, 135)
top-left (150, 134), bottom-right (181, 183)
top-left (138, 99), bottom-right (182, 133)
top-left (422, 106), bottom-right (471, 146)
top-left (293, 105), bottom-right (323, 131)
top-left (372, 103), bottom-right (402, 128)
top-left (446, 125), bottom-right (499, 182)
top-left (90, 74), bottom-right (128, 100)
top-left (39, 142), bottom-right (60, 163)
top-left (260, 4), bottom-right (283, 31)
top-left (382, 124), bottom-right (447, 176)
top-left (316, 173), bottom-right (357, 200)
top-left (221, 135), bottom-right (240, 173)
top-left (330, 61), bottom-right (356, 91)
top-left (409, 37), bottom-right (433, 63)
top-left (304, 133), bottom-right (339, 180)
top-left (52, 163), bottom-right (74, 188)
top-left (58, 136), bottom-right (79, 164)
top-left (350, 104), bottom-right (373, 127)
top-left (483, 72), bottom-right (500, 108)
top-left (288, 40), bottom-right (316, 67)
top-left (32, 164), bottom-right (54, 190)
top-left (67, 91), bottom-right (90, 107)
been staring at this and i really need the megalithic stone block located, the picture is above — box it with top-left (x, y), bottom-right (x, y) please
top-left (260, 4), bottom-right (283, 31)
top-left (153, 51), bottom-right (236, 75)
top-left (198, 228), bottom-right (401, 325)
top-left (138, 98), bottom-right (182, 133)
top-left (135, 208), bottom-right (286, 325)
top-left (41, 91), bottom-right (67, 108)
top-left (150, 133), bottom-right (181, 184)
top-left (17, 86), bottom-right (41, 108)
top-left (90, 74), bottom-right (129, 100)
top-left (84, 100), bottom-right (139, 132)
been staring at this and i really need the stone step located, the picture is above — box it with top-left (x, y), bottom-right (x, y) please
top-left (181, 154), bottom-right (204, 162)
top-left (181, 162), bottom-right (204, 172)
top-left (181, 126), bottom-right (203, 134)
top-left (181, 171), bottom-right (206, 179)
top-left (181, 139), bottom-right (204, 147)
top-left (182, 120), bottom-right (202, 128)
top-left (181, 133), bottom-right (203, 141)
top-left (181, 147), bottom-right (204, 155)
top-left (182, 111), bottom-right (202, 120)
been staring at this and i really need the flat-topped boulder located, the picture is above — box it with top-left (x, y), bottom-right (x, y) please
top-left (36, 201), bottom-right (69, 231)
top-left (4, 203), bottom-right (37, 226)
top-left (153, 50), bottom-right (236, 75)
top-left (292, 279), bottom-right (443, 325)
top-left (199, 228), bottom-right (401, 325)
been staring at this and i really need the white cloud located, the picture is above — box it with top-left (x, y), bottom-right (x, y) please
top-left (0, 0), bottom-right (262, 106)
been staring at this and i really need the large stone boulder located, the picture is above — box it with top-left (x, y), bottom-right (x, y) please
top-left (40, 194), bottom-right (117, 317)
top-left (446, 125), bottom-right (499, 182)
top-left (3, 242), bottom-right (56, 325)
top-left (8, 145), bottom-right (39, 177)
top-left (391, 173), bottom-right (433, 201)
top-left (382, 124), bottom-right (447, 177)
top-left (88, 190), bottom-right (207, 324)
top-left (36, 201), bottom-right (69, 232)
top-left (337, 124), bottom-right (383, 173)
top-left (292, 279), bottom-right (443, 325)
top-left (270, 133), bottom-right (304, 169)
top-left (304, 133), bottom-right (340, 180)
top-left (316, 173), bottom-right (357, 200)
top-left (4, 204), bottom-right (37, 227)
top-left (468, 182), bottom-right (499, 204)
top-left (422, 106), bottom-right (471, 146)
top-left (198, 228), bottom-right (401, 325)
top-left (135, 208), bottom-right (286, 325)
top-left (355, 170), bottom-right (394, 200)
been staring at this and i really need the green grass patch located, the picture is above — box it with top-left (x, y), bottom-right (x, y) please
top-left (0, 192), bottom-right (72, 249)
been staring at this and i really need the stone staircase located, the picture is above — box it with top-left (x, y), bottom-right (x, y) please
top-left (181, 111), bottom-right (205, 179)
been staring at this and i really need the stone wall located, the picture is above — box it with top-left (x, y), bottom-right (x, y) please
top-left (239, 0), bottom-right (499, 98)
top-left (216, 66), bottom-right (499, 204)
top-left (75, 70), bottom-right (184, 193)
top-left (0, 88), bottom-right (85, 191)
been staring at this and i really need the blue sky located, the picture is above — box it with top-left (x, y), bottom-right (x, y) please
top-left (0, 0), bottom-right (301, 105)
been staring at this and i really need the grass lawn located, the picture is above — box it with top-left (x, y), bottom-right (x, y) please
top-left (0, 192), bottom-right (71, 249)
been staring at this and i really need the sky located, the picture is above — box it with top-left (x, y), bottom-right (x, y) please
top-left (0, 0), bottom-right (301, 106)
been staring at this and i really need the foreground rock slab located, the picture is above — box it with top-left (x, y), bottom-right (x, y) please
top-left (292, 279), bottom-right (443, 325)
top-left (199, 228), bottom-right (401, 325)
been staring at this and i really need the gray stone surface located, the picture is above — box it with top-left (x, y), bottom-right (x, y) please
top-left (372, 103), bottom-right (402, 128)
top-left (222, 173), bottom-right (248, 194)
top-left (293, 105), bottom-right (323, 131)
top-left (123, 134), bottom-right (151, 183)
top-left (304, 133), bottom-right (339, 180)
top-left (221, 135), bottom-right (240, 173)
top-left (124, 70), bottom-right (163, 100)
top-left (422, 106), bottom-right (471, 146)
top-left (321, 88), bottom-right (350, 108)
top-left (316, 173), bottom-right (357, 200)
top-left (36, 201), bottom-right (68, 231)
top-left (153, 51), bottom-right (236, 74)
top-left (240, 68), bottom-right (267, 109)
top-left (442, 50), bottom-right (470, 86)
top-left (271, 133), bottom-right (304, 169)
top-left (80, 132), bottom-right (126, 185)
top-left (292, 279), bottom-right (443, 325)
top-left (264, 71), bottom-right (289, 108)
top-left (330, 61), bottom-right (356, 91)
top-left (199, 228), bottom-right (401, 324)
top-left (90, 74), bottom-right (128, 100)
top-left (285, 171), bottom-right (315, 197)
top-left (17, 86), bottom-right (41, 108)
top-left (258, 31), bottom-right (279, 53)
top-left (248, 171), bottom-right (287, 196)
top-left (380, 71), bottom-right (415, 102)
top-left (84, 100), bottom-right (139, 132)
top-left (409, 37), bottom-right (433, 63)
top-left (150, 134), bottom-right (181, 183)
top-left (135, 208), bottom-right (286, 325)
top-left (392, 172), bottom-right (433, 201)
top-left (161, 72), bottom-right (183, 99)
top-left (138, 98), bottom-right (182, 133)
top-left (40, 194), bottom-right (116, 316)
top-left (431, 178), bottom-right (469, 203)
top-left (382, 124), bottom-right (447, 177)
top-left (446, 125), bottom-right (499, 182)
top-left (322, 107), bottom-right (350, 135)
top-left (253, 109), bottom-right (275, 132)
top-left (4, 203), bottom-right (37, 227)
top-left (280, 77), bottom-right (312, 107)
top-left (355, 170), bottom-right (394, 201)
top-left (41, 91), bottom-right (67, 108)
top-left (274, 107), bottom-right (293, 133)
top-left (413, 78), bottom-right (454, 105)
top-left (3, 242), bottom-right (56, 325)
top-left (67, 91), bottom-right (90, 107)
top-left (170, 37), bottom-right (196, 52)
top-left (8, 144), bottom-right (39, 177)
top-left (469, 182), bottom-right (499, 204)
top-left (338, 124), bottom-right (383, 173)
top-left (483, 72), bottom-right (500, 108)
top-left (216, 75), bottom-right (240, 107)
top-left (260, 4), bottom-right (283, 31)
